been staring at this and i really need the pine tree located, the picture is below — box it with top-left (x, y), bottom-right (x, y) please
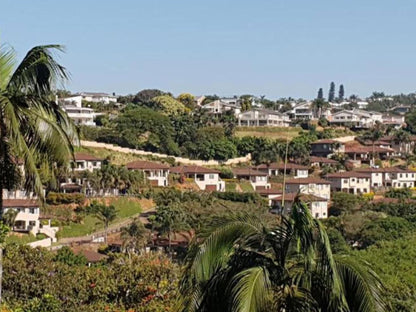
top-left (328, 82), bottom-right (335, 102)
top-left (317, 88), bottom-right (324, 100)
top-left (338, 84), bottom-right (345, 102)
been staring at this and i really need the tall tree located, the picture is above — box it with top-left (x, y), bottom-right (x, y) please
top-left (121, 219), bottom-right (149, 255)
top-left (328, 81), bottom-right (336, 102)
top-left (362, 122), bottom-right (385, 166)
top-left (338, 84), bottom-right (345, 102)
top-left (317, 88), bottom-right (324, 100)
top-left (179, 199), bottom-right (386, 311)
top-left (89, 201), bottom-right (117, 243)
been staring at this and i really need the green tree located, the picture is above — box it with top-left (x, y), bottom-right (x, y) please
top-left (121, 219), bottom-right (149, 255)
top-left (362, 122), bottom-right (385, 165)
top-left (179, 200), bottom-right (386, 311)
top-left (54, 246), bottom-right (87, 266)
top-left (329, 192), bottom-right (363, 216)
top-left (89, 201), bottom-right (118, 243)
top-left (328, 81), bottom-right (336, 102)
top-left (385, 188), bottom-right (412, 200)
top-left (151, 95), bottom-right (187, 115)
top-left (317, 87), bottom-right (324, 100)
top-left (177, 93), bottom-right (196, 110)
top-left (338, 84), bottom-right (345, 102)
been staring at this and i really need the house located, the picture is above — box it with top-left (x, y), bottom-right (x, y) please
top-left (382, 114), bottom-right (405, 129)
top-left (201, 99), bottom-right (241, 117)
top-left (357, 101), bottom-right (369, 109)
top-left (194, 96), bottom-right (206, 106)
top-left (256, 188), bottom-right (282, 206)
top-left (309, 156), bottom-right (339, 168)
top-left (270, 193), bottom-right (328, 219)
top-left (126, 160), bottom-right (169, 187)
top-left (256, 162), bottom-right (309, 178)
top-left (2, 199), bottom-right (40, 234)
top-left (238, 109), bottom-right (290, 127)
top-left (377, 135), bottom-right (416, 155)
top-left (75, 250), bottom-right (108, 267)
top-left (76, 92), bottom-right (117, 104)
top-left (330, 109), bottom-right (382, 128)
top-left (232, 168), bottom-right (270, 190)
top-left (72, 153), bottom-right (103, 172)
top-left (344, 146), bottom-right (394, 164)
top-left (59, 95), bottom-right (97, 126)
top-left (290, 102), bottom-right (314, 120)
top-left (356, 167), bottom-right (416, 189)
top-left (388, 105), bottom-right (411, 115)
top-left (325, 171), bottom-right (371, 194)
top-left (284, 178), bottom-right (331, 200)
top-left (170, 166), bottom-right (225, 191)
top-left (310, 139), bottom-right (345, 157)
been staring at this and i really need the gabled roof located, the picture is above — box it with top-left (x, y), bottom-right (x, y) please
top-left (356, 167), bottom-right (414, 173)
top-left (74, 152), bottom-right (103, 161)
top-left (345, 146), bottom-right (394, 153)
top-left (309, 156), bottom-right (338, 164)
top-left (256, 188), bottom-right (283, 195)
top-left (3, 199), bottom-right (39, 208)
top-left (326, 171), bottom-right (371, 178)
top-left (232, 168), bottom-right (268, 176)
top-left (76, 250), bottom-right (108, 263)
top-left (285, 178), bottom-right (330, 185)
top-left (256, 162), bottom-right (308, 170)
top-left (170, 166), bottom-right (220, 174)
top-left (126, 160), bottom-right (169, 170)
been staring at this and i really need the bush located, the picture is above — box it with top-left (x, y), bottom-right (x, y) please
top-left (46, 192), bottom-right (86, 205)
top-left (213, 191), bottom-right (263, 203)
top-left (219, 167), bottom-right (234, 179)
top-left (385, 188), bottom-right (412, 200)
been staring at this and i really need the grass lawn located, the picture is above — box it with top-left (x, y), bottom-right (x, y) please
top-left (225, 182), bottom-right (237, 192)
top-left (235, 126), bottom-right (302, 140)
top-left (58, 197), bottom-right (142, 238)
top-left (5, 233), bottom-right (38, 245)
top-left (239, 181), bottom-right (254, 192)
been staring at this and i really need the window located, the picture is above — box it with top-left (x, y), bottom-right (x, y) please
top-left (351, 178), bottom-right (355, 182)
top-left (209, 174), bottom-right (215, 179)
top-left (93, 162), bottom-right (97, 166)
top-left (343, 179), bottom-right (348, 183)
top-left (315, 213), bottom-right (319, 218)
top-left (29, 208), bottom-right (35, 214)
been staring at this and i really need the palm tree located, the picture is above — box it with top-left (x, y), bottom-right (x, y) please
top-left (121, 219), bottom-right (149, 255)
top-left (179, 199), bottom-right (386, 312)
top-left (0, 44), bottom-right (77, 304)
top-left (93, 202), bottom-right (117, 243)
top-left (393, 129), bottom-right (411, 155)
top-left (362, 122), bottom-right (385, 166)
top-left (0, 44), bottom-right (77, 212)
top-left (2, 209), bottom-right (18, 228)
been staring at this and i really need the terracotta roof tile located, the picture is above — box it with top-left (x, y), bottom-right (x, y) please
top-left (126, 160), bottom-right (169, 170)
top-left (3, 199), bottom-right (39, 208)
top-left (170, 165), bottom-right (220, 174)
top-left (74, 152), bottom-right (103, 161)
top-left (285, 178), bottom-right (330, 184)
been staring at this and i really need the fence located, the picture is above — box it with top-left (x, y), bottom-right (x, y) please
top-left (81, 140), bottom-right (251, 166)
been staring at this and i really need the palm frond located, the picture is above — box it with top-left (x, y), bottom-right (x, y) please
top-left (0, 44), bottom-right (15, 89)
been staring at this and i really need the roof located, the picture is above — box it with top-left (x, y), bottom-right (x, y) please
top-left (309, 156), bottom-right (338, 164)
top-left (126, 160), bottom-right (169, 170)
top-left (271, 193), bottom-right (328, 202)
top-left (76, 250), bottom-right (108, 263)
top-left (285, 178), bottom-right (330, 185)
top-left (74, 152), bottom-right (103, 161)
top-left (345, 146), bottom-right (394, 153)
top-left (379, 135), bottom-right (416, 142)
top-left (232, 168), bottom-right (268, 176)
top-left (326, 171), bottom-right (371, 178)
top-left (170, 165), bottom-right (220, 174)
top-left (311, 139), bottom-right (339, 144)
top-left (77, 92), bottom-right (116, 98)
top-left (60, 183), bottom-right (82, 190)
top-left (256, 188), bottom-right (283, 195)
top-left (3, 199), bottom-right (39, 208)
top-left (257, 162), bottom-right (308, 170)
top-left (356, 167), bottom-right (414, 173)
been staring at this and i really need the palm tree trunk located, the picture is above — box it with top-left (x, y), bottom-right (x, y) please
top-left (105, 223), bottom-right (108, 243)
top-left (0, 246), bottom-right (3, 305)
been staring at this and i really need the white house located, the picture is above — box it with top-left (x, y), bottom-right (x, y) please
top-left (325, 171), bottom-right (371, 194)
top-left (126, 160), bottom-right (170, 187)
top-left (291, 102), bottom-right (314, 120)
top-left (201, 99), bottom-right (241, 117)
top-left (238, 109), bottom-right (290, 127)
top-left (285, 178), bottom-right (331, 200)
top-left (271, 193), bottom-right (328, 219)
top-left (330, 109), bottom-right (382, 128)
top-left (256, 188), bottom-right (283, 206)
top-left (232, 168), bottom-right (270, 190)
top-left (356, 167), bottom-right (416, 189)
top-left (382, 114), bottom-right (405, 129)
top-left (76, 92), bottom-right (117, 104)
top-left (60, 95), bottom-right (96, 126)
top-left (170, 166), bottom-right (225, 191)
top-left (256, 162), bottom-right (309, 178)
top-left (72, 152), bottom-right (103, 172)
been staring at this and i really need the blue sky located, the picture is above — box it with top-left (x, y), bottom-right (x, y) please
top-left (1, 0), bottom-right (415, 99)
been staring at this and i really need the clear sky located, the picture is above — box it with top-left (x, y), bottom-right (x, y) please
top-left (1, 0), bottom-right (415, 99)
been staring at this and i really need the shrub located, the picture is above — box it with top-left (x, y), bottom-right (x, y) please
top-left (213, 191), bottom-right (263, 203)
top-left (219, 167), bottom-right (234, 179)
top-left (385, 188), bottom-right (412, 200)
top-left (46, 192), bottom-right (86, 205)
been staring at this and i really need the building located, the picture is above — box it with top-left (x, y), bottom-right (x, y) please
top-left (356, 167), bottom-right (416, 189)
top-left (382, 114), bottom-right (405, 129)
top-left (256, 162), bottom-right (309, 178)
top-left (284, 178), bottom-right (331, 200)
top-left (238, 109), bottom-right (290, 127)
top-left (194, 96), bottom-right (206, 106)
top-left (256, 188), bottom-right (283, 206)
top-left (309, 156), bottom-right (339, 168)
top-left (170, 166), bottom-right (225, 191)
top-left (72, 153), bottom-right (104, 172)
top-left (325, 171), bottom-right (371, 194)
top-left (310, 139), bottom-right (345, 157)
top-left (388, 105), bottom-right (411, 115)
top-left (330, 109), bottom-right (382, 128)
top-left (357, 101), bottom-right (369, 109)
top-left (290, 102), bottom-right (314, 120)
top-left (126, 160), bottom-right (169, 187)
top-left (377, 135), bottom-right (416, 156)
top-left (270, 193), bottom-right (328, 219)
top-left (76, 92), bottom-right (117, 104)
top-left (344, 146), bottom-right (394, 164)
top-left (232, 168), bottom-right (270, 190)
top-left (201, 99), bottom-right (241, 116)
top-left (60, 95), bottom-right (96, 126)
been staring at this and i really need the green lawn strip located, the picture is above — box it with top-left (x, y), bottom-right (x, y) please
top-left (239, 181), bottom-right (254, 192)
top-left (225, 182), bottom-right (237, 192)
top-left (5, 233), bottom-right (39, 245)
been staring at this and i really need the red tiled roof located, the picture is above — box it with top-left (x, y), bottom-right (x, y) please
top-left (61, 183), bottom-right (82, 190)
top-left (126, 160), bottom-right (169, 170)
top-left (232, 168), bottom-right (268, 176)
top-left (170, 165), bottom-right (220, 174)
top-left (256, 162), bottom-right (308, 170)
top-left (345, 146), bottom-right (394, 153)
top-left (76, 250), bottom-right (107, 263)
top-left (74, 152), bottom-right (103, 161)
top-left (256, 188), bottom-right (282, 195)
top-left (285, 178), bottom-right (330, 184)
top-left (326, 171), bottom-right (371, 178)
top-left (3, 199), bottom-right (39, 208)
top-left (309, 156), bottom-right (338, 164)
top-left (356, 167), bottom-right (414, 173)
